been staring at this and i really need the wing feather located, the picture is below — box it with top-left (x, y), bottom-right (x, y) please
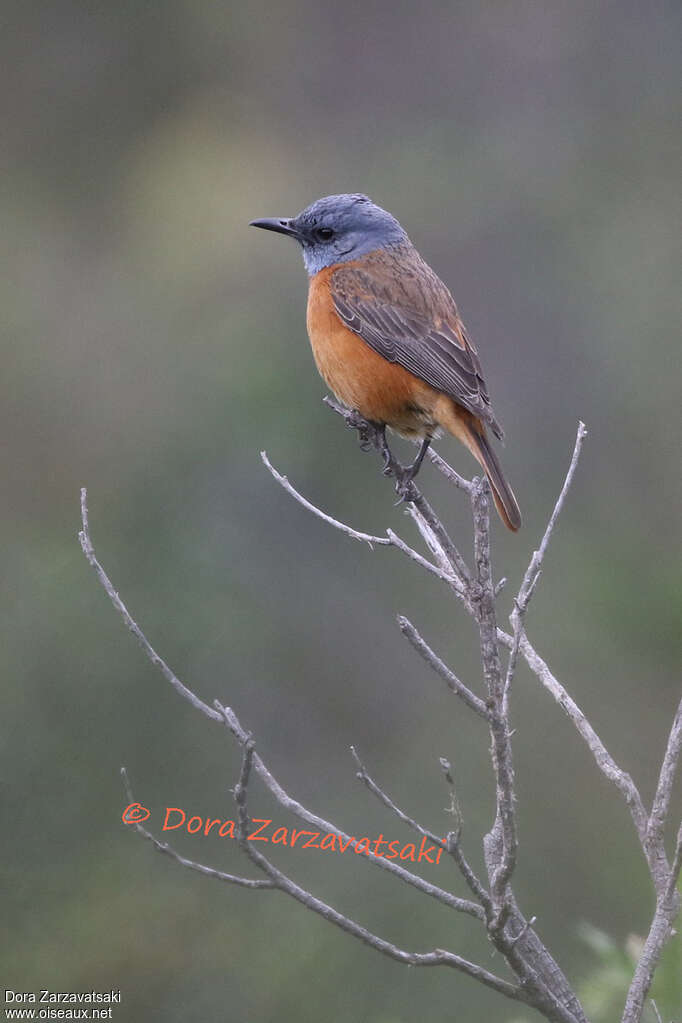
top-left (330, 251), bottom-right (503, 438)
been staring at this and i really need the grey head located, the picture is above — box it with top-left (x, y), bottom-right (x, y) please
top-left (250, 193), bottom-right (410, 276)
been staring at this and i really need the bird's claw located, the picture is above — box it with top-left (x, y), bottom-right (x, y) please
top-left (346, 410), bottom-right (375, 452)
top-left (394, 475), bottom-right (418, 505)
top-left (345, 409), bottom-right (369, 432)
top-left (342, 410), bottom-right (416, 501)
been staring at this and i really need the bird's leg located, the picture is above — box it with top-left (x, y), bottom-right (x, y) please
top-left (342, 405), bottom-right (426, 503)
top-left (394, 435), bottom-right (431, 504)
top-left (376, 424), bottom-right (394, 476)
top-left (406, 434), bottom-right (431, 480)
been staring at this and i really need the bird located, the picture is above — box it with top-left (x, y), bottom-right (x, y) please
top-left (250, 193), bottom-right (521, 531)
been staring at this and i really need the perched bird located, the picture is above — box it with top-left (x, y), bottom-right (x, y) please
top-left (250, 194), bottom-right (521, 530)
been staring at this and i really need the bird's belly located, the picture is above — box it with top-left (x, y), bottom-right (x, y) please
top-left (306, 274), bottom-right (439, 436)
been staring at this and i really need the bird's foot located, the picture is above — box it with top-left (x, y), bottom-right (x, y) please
top-left (394, 473), bottom-right (418, 505)
top-left (345, 409), bottom-right (375, 452)
top-left (346, 411), bottom-right (392, 461)
top-left (392, 437), bottom-right (430, 503)
top-left (342, 410), bottom-right (422, 503)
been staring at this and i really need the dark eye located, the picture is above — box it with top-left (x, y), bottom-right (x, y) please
top-left (315, 227), bottom-right (334, 242)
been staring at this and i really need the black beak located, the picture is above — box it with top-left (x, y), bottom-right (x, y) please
top-left (249, 217), bottom-right (300, 239)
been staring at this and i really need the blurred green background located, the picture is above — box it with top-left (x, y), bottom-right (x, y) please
top-left (2, 1), bottom-right (681, 1020)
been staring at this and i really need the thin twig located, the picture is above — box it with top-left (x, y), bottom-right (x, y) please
top-left (502, 598), bottom-right (526, 717)
top-left (351, 746), bottom-right (493, 912)
top-left (261, 452), bottom-right (391, 548)
top-left (397, 616), bottom-right (489, 720)
top-left (386, 529), bottom-right (459, 587)
top-left (323, 396), bottom-right (472, 587)
top-left (234, 737), bottom-right (256, 848)
top-left (213, 701), bottom-right (483, 920)
top-left (427, 448), bottom-right (474, 492)
top-left (404, 503), bottom-right (468, 596)
top-left (648, 696), bottom-right (682, 861)
top-left (79, 489), bottom-right (223, 725)
top-left (351, 745), bottom-right (448, 852)
top-left (413, 488), bottom-right (472, 587)
top-left (120, 768), bottom-right (274, 890)
top-left (622, 880), bottom-right (681, 1023)
top-left (249, 703), bottom-right (474, 910)
top-left (504, 423), bottom-right (587, 712)
top-left (261, 452), bottom-right (458, 586)
top-left (498, 628), bottom-right (651, 862)
top-left (517, 423), bottom-right (588, 610)
top-left (232, 737), bottom-right (528, 1004)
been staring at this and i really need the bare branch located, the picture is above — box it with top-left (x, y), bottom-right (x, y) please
top-left (471, 479), bottom-right (503, 703)
top-left (648, 696), bottom-right (682, 854)
top-left (386, 529), bottom-right (459, 587)
top-left (256, 845), bottom-right (529, 997)
top-left (502, 598), bottom-right (526, 718)
top-left (499, 628), bottom-right (651, 860)
top-left (445, 830), bottom-right (494, 914)
top-left (84, 410), bottom-right (680, 1023)
top-left (351, 746), bottom-right (493, 913)
top-left (79, 489), bottom-right (483, 920)
top-left (438, 758), bottom-right (492, 908)
top-left (413, 488), bottom-right (472, 587)
top-left (261, 452), bottom-right (459, 587)
top-left (213, 702), bottom-right (483, 920)
top-left (667, 821), bottom-right (682, 902)
top-left (484, 419), bottom-right (682, 1017)
top-left (234, 735), bottom-right (257, 850)
top-left (622, 879), bottom-right (681, 1023)
top-left (508, 915), bottom-right (538, 949)
top-left (233, 739), bottom-right (528, 1005)
top-left (350, 745), bottom-right (448, 852)
top-left (504, 423), bottom-right (587, 711)
top-left (471, 479), bottom-right (518, 908)
top-left (261, 452), bottom-right (391, 548)
top-left (372, 472), bottom-right (579, 1019)
top-left (404, 503), bottom-right (469, 596)
top-left (323, 396), bottom-right (472, 586)
top-left (119, 768), bottom-right (274, 890)
top-left (517, 422), bottom-right (588, 610)
top-left (79, 488), bottom-right (223, 725)
top-left (427, 448), bottom-right (474, 493)
top-left (397, 616), bottom-right (489, 720)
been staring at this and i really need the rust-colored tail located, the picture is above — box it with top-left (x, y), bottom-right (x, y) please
top-left (467, 427), bottom-right (522, 532)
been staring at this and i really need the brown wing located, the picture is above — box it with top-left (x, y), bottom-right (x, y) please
top-left (330, 249), bottom-right (503, 439)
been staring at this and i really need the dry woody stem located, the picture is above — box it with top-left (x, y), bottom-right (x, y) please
top-left (80, 404), bottom-right (681, 1023)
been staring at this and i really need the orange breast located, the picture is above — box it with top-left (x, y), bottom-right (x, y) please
top-left (306, 266), bottom-right (441, 436)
